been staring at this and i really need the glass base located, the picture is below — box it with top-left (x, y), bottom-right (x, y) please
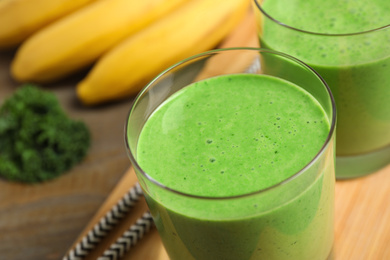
top-left (336, 145), bottom-right (390, 179)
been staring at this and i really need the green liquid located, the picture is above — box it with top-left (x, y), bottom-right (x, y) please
top-left (136, 74), bottom-right (334, 259)
top-left (259, 0), bottom-right (390, 176)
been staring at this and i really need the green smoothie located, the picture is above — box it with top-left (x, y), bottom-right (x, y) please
top-left (257, 0), bottom-right (390, 176)
top-left (135, 74), bottom-right (334, 259)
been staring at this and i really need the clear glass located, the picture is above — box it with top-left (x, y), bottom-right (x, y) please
top-left (126, 48), bottom-right (336, 260)
top-left (253, 0), bottom-right (390, 178)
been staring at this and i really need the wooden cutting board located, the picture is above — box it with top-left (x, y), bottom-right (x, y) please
top-left (67, 164), bottom-right (390, 260)
top-left (65, 9), bottom-right (390, 260)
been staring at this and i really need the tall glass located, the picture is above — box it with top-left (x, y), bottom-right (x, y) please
top-left (253, 0), bottom-right (390, 178)
top-left (126, 48), bottom-right (336, 259)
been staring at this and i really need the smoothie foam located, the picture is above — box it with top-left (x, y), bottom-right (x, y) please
top-left (135, 74), bottom-right (334, 259)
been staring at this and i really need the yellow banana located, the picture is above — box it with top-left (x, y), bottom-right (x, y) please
top-left (77, 0), bottom-right (251, 105)
top-left (11, 0), bottom-right (187, 83)
top-left (0, 0), bottom-right (97, 49)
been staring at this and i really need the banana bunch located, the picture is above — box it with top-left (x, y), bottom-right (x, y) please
top-left (10, 0), bottom-right (187, 82)
top-left (0, 0), bottom-right (98, 48)
top-left (4, 0), bottom-right (250, 105)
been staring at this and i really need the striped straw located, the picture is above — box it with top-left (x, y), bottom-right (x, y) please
top-left (98, 211), bottom-right (154, 260)
top-left (63, 183), bottom-right (146, 260)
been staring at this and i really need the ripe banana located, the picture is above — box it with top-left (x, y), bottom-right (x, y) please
top-left (0, 0), bottom-right (97, 49)
top-left (77, 0), bottom-right (251, 105)
top-left (11, 0), bottom-right (187, 83)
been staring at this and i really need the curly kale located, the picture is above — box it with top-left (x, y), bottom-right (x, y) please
top-left (0, 85), bottom-right (91, 183)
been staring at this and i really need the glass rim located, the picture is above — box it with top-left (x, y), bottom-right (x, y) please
top-left (125, 47), bottom-right (337, 200)
top-left (253, 0), bottom-right (390, 37)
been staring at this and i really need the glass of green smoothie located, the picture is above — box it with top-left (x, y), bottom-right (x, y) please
top-left (253, 0), bottom-right (390, 178)
top-left (125, 48), bottom-right (336, 260)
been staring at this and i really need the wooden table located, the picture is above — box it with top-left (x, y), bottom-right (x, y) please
top-left (0, 49), bottom-right (134, 259)
top-left (1, 9), bottom-right (390, 260)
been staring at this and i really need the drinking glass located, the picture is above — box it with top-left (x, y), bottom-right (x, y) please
top-left (125, 48), bottom-right (336, 259)
top-left (253, 0), bottom-right (390, 178)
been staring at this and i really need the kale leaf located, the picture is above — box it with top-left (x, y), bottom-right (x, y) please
top-left (0, 85), bottom-right (91, 183)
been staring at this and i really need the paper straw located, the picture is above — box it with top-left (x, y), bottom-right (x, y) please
top-left (98, 211), bottom-right (154, 260)
top-left (63, 183), bottom-right (144, 260)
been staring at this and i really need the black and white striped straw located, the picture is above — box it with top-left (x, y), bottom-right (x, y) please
top-left (63, 182), bottom-right (147, 260)
top-left (98, 211), bottom-right (154, 260)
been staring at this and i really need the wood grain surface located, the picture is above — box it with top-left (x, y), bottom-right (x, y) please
top-left (0, 36), bottom-right (134, 260)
